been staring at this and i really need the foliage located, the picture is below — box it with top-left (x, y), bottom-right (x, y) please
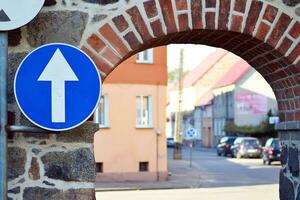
top-left (223, 110), bottom-right (277, 138)
top-left (168, 68), bottom-right (189, 83)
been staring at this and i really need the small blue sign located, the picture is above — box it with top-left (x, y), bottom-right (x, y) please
top-left (186, 128), bottom-right (197, 140)
top-left (14, 43), bottom-right (101, 131)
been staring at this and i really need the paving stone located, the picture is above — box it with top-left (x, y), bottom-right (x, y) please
top-left (8, 147), bottom-right (26, 181)
top-left (44, 0), bottom-right (57, 6)
top-left (7, 52), bottom-right (27, 104)
top-left (23, 187), bottom-right (95, 200)
top-left (27, 11), bottom-right (88, 47)
top-left (92, 14), bottom-right (108, 23)
top-left (8, 28), bottom-right (21, 47)
top-left (41, 148), bottom-right (96, 182)
top-left (282, 0), bottom-right (299, 6)
top-left (8, 187), bottom-right (20, 194)
top-left (32, 148), bottom-right (41, 155)
top-left (29, 157), bottom-right (40, 180)
top-left (296, 7), bottom-right (300, 16)
top-left (56, 121), bottom-right (99, 143)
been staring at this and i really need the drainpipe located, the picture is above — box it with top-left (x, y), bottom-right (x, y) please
top-left (156, 83), bottom-right (160, 181)
top-left (156, 128), bottom-right (160, 181)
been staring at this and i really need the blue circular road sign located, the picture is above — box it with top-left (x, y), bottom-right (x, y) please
top-left (186, 128), bottom-right (196, 140)
top-left (14, 43), bottom-right (101, 131)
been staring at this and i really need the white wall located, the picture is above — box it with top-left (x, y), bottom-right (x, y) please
top-left (168, 87), bottom-right (196, 113)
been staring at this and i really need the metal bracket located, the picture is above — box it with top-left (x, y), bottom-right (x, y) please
top-left (6, 125), bottom-right (50, 133)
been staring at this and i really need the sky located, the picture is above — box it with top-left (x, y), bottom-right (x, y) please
top-left (167, 44), bottom-right (217, 72)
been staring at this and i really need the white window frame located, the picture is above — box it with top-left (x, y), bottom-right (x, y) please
top-left (136, 49), bottom-right (153, 64)
top-left (94, 95), bottom-right (109, 128)
top-left (136, 96), bottom-right (153, 128)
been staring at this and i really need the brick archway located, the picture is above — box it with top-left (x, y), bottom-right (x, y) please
top-left (82, 0), bottom-right (299, 122)
top-left (81, 0), bottom-right (299, 198)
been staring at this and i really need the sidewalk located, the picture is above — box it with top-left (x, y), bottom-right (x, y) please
top-left (95, 147), bottom-right (208, 191)
top-left (96, 184), bottom-right (279, 200)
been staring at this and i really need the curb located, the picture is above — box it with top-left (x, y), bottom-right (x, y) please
top-left (95, 186), bottom-right (197, 192)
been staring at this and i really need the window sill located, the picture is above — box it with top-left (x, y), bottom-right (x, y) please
top-left (136, 126), bottom-right (153, 129)
top-left (99, 126), bottom-right (110, 129)
top-left (136, 60), bottom-right (153, 64)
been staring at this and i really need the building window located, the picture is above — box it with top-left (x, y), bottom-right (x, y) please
top-left (139, 162), bottom-right (149, 172)
top-left (94, 95), bottom-right (109, 128)
top-left (136, 96), bottom-right (152, 128)
top-left (96, 163), bottom-right (103, 173)
top-left (136, 49), bottom-right (153, 64)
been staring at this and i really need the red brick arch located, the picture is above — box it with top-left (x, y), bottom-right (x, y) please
top-left (81, 0), bottom-right (299, 122)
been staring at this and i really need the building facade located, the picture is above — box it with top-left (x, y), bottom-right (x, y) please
top-left (169, 51), bottom-right (278, 148)
top-left (212, 60), bottom-right (278, 145)
top-left (93, 47), bottom-right (168, 182)
top-left (201, 104), bottom-right (213, 148)
top-left (195, 92), bottom-right (213, 148)
top-left (168, 49), bottom-right (240, 143)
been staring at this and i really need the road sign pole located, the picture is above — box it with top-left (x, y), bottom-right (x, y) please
top-left (0, 31), bottom-right (8, 200)
top-left (189, 141), bottom-right (193, 168)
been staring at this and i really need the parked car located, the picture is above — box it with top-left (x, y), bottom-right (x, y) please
top-left (167, 137), bottom-right (175, 148)
top-left (217, 136), bottom-right (237, 156)
top-left (262, 138), bottom-right (281, 165)
top-left (231, 137), bottom-right (262, 158)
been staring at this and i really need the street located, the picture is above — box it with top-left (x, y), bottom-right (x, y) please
top-left (96, 147), bottom-right (280, 199)
top-left (168, 147), bottom-right (280, 188)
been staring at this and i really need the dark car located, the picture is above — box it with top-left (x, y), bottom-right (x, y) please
top-left (217, 136), bottom-right (237, 156)
top-left (231, 137), bottom-right (262, 158)
top-left (167, 138), bottom-right (175, 148)
top-left (262, 138), bottom-right (281, 165)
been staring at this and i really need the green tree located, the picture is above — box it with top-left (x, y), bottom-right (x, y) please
top-left (223, 110), bottom-right (277, 138)
top-left (168, 68), bottom-right (189, 83)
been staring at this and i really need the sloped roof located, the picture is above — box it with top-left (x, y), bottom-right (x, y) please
top-left (169, 48), bottom-right (227, 91)
top-left (182, 48), bottom-right (227, 88)
top-left (195, 92), bottom-right (213, 107)
top-left (195, 59), bottom-right (251, 107)
top-left (213, 59), bottom-right (251, 89)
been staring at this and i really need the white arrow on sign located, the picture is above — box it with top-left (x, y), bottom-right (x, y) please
top-left (38, 49), bottom-right (79, 123)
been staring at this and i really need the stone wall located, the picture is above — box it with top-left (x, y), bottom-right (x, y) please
top-left (6, 1), bottom-right (116, 199)
top-left (7, 122), bottom-right (99, 200)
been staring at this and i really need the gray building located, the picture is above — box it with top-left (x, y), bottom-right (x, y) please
top-left (213, 91), bottom-right (234, 146)
top-left (212, 61), bottom-right (278, 146)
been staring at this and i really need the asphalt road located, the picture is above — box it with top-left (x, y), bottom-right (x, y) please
top-left (171, 147), bottom-right (281, 187)
top-left (96, 147), bottom-right (281, 199)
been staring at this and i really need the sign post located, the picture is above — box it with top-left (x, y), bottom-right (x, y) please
top-left (186, 128), bottom-right (197, 168)
top-left (189, 141), bottom-right (193, 168)
top-left (0, 1), bottom-right (45, 199)
top-left (0, 31), bottom-right (8, 200)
